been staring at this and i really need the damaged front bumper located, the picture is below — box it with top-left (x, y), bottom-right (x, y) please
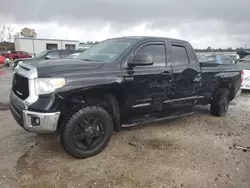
top-left (10, 98), bottom-right (60, 134)
top-left (10, 63), bottom-right (61, 134)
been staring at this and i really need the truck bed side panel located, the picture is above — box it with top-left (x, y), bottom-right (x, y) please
top-left (199, 63), bottom-right (241, 103)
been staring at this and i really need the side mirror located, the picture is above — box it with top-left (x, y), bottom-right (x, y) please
top-left (127, 53), bottom-right (154, 67)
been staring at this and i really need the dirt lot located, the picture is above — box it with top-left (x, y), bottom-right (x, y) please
top-left (0, 67), bottom-right (250, 188)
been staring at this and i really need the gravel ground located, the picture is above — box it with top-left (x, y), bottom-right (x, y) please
top-left (0, 67), bottom-right (250, 188)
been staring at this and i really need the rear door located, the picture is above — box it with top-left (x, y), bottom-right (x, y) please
top-left (167, 42), bottom-right (201, 107)
top-left (121, 41), bottom-right (172, 117)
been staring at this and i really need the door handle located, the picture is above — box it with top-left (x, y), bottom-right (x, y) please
top-left (123, 76), bottom-right (134, 82)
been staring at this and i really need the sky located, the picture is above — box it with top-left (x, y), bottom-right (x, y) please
top-left (0, 0), bottom-right (250, 48)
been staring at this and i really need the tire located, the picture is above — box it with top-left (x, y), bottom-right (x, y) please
top-left (210, 88), bottom-right (230, 117)
top-left (60, 106), bottom-right (113, 158)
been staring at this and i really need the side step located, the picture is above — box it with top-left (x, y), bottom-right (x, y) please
top-left (122, 108), bottom-right (194, 128)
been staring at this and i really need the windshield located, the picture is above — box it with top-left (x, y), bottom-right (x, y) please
top-left (35, 50), bottom-right (48, 58)
top-left (240, 61), bottom-right (250, 70)
top-left (76, 39), bottom-right (135, 63)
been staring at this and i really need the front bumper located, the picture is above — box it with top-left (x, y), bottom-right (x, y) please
top-left (10, 63), bottom-right (61, 134)
top-left (10, 99), bottom-right (60, 134)
top-left (241, 84), bottom-right (250, 90)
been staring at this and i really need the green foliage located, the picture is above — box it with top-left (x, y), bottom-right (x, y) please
top-left (0, 41), bottom-right (15, 51)
top-left (20, 27), bottom-right (37, 38)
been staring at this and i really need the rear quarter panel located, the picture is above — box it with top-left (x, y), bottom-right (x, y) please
top-left (199, 63), bottom-right (241, 103)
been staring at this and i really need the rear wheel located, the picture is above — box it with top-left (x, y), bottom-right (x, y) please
top-left (210, 88), bottom-right (230, 117)
top-left (60, 106), bottom-right (113, 158)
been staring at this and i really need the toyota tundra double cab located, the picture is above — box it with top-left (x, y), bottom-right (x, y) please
top-left (10, 36), bottom-right (242, 158)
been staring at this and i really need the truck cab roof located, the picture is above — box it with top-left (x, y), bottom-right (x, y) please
top-left (111, 36), bottom-right (189, 44)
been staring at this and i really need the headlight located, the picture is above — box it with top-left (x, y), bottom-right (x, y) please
top-left (35, 78), bottom-right (66, 95)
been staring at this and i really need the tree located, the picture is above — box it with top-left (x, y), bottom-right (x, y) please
top-left (0, 41), bottom-right (15, 51)
top-left (86, 41), bottom-right (93, 45)
top-left (7, 26), bottom-right (13, 42)
top-left (20, 27), bottom-right (37, 38)
top-left (13, 32), bottom-right (20, 40)
top-left (0, 25), bottom-right (6, 42)
top-left (0, 25), bottom-right (15, 42)
top-left (206, 46), bottom-right (212, 52)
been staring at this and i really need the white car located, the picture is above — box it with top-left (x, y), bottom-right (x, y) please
top-left (240, 60), bottom-right (250, 90)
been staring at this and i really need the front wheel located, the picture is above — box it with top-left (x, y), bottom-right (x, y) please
top-left (210, 88), bottom-right (230, 117)
top-left (60, 106), bottom-right (113, 158)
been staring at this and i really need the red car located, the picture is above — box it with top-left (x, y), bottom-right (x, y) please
top-left (1, 51), bottom-right (32, 60)
top-left (0, 55), bottom-right (5, 65)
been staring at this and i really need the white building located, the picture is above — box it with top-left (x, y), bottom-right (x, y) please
top-left (15, 38), bottom-right (80, 55)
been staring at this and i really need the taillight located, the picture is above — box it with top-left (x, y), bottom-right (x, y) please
top-left (241, 70), bottom-right (244, 83)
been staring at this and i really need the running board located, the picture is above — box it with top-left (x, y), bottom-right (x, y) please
top-left (122, 110), bottom-right (194, 128)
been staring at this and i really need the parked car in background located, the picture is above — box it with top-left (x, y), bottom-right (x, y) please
top-left (1, 51), bottom-right (31, 60)
top-left (10, 36), bottom-right (241, 158)
top-left (65, 52), bottom-right (81, 59)
top-left (239, 55), bottom-right (250, 63)
top-left (198, 54), bottom-right (216, 63)
top-left (198, 54), bottom-right (239, 64)
top-left (0, 55), bottom-right (5, 65)
top-left (12, 49), bottom-right (83, 69)
top-left (240, 60), bottom-right (250, 90)
top-left (228, 54), bottom-right (240, 64)
top-left (237, 50), bottom-right (250, 59)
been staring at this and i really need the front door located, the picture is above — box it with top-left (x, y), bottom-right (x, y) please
top-left (167, 43), bottom-right (201, 108)
top-left (121, 42), bottom-right (172, 118)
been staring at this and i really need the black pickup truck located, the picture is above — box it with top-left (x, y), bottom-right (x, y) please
top-left (10, 36), bottom-right (242, 158)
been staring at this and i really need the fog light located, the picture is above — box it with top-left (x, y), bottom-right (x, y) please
top-left (31, 117), bottom-right (40, 126)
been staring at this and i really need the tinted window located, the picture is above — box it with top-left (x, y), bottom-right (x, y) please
top-left (136, 44), bottom-right (166, 66)
top-left (60, 50), bottom-right (72, 58)
top-left (171, 45), bottom-right (189, 65)
top-left (47, 51), bottom-right (59, 59)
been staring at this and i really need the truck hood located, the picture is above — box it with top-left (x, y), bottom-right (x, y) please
top-left (24, 59), bottom-right (104, 77)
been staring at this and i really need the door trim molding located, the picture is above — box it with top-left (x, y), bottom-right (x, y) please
top-left (132, 103), bottom-right (151, 108)
top-left (163, 96), bottom-right (204, 103)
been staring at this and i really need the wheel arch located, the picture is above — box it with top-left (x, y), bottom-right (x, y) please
top-left (214, 82), bottom-right (235, 101)
top-left (58, 86), bottom-right (126, 133)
